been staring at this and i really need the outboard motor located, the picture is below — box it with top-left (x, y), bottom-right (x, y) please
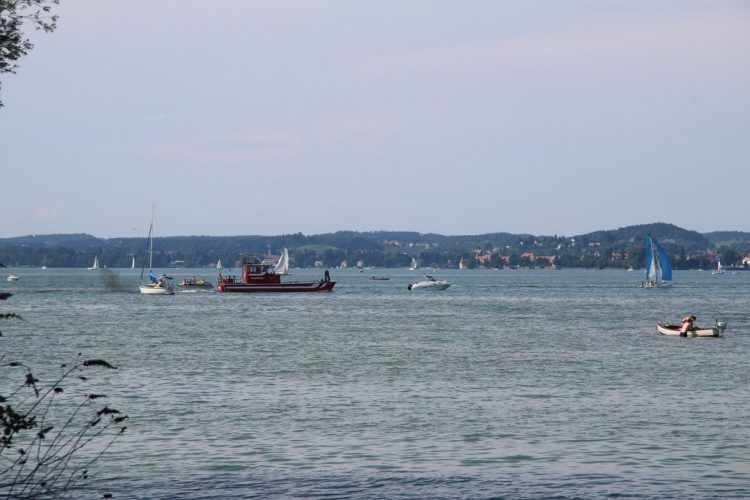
top-left (407, 284), bottom-right (413, 290)
top-left (716, 320), bottom-right (727, 334)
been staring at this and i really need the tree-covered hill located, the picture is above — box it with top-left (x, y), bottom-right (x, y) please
top-left (576, 222), bottom-right (710, 251)
top-left (0, 223), bottom-right (745, 269)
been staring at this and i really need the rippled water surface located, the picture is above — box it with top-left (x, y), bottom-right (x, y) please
top-left (2, 268), bottom-right (750, 498)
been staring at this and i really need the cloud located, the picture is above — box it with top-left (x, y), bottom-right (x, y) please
top-left (149, 132), bottom-right (303, 163)
top-left (310, 116), bottom-right (400, 143)
top-left (33, 205), bottom-right (63, 219)
top-left (350, 8), bottom-right (749, 76)
top-left (142, 113), bottom-right (167, 122)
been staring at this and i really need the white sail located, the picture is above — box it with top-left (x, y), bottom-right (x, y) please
top-left (131, 256), bottom-right (136, 269)
top-left (139, 205), bottom-right (174, 295)
top-left (409, 257), bottom-right (418, 270)
top-left (713, 258), bottom-right (724, 275)
top-left (274, 248), bottom-right (289, 275)
top-left (88, 256), bottom-right (99, 270)
top-left (216, 259), bottom-right (223, 270)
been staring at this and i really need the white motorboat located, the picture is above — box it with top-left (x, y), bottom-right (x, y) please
top-left (6, 274), bottom-right (20, 282)
top-left (657, 321), bottom-right (727, 338)
top-left (408, 275), bottom-right (450, 291)
top-left (138, 205), bottom-right (174, 295)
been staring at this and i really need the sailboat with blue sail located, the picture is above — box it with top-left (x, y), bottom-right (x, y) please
top-left (642, 234), bottom-right (672, 288)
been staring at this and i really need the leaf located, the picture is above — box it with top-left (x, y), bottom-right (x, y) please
top-left (96, 407), bottom-right (120, 416)
top-left (82, 359), bottom-right (117, 369)
top-left (37, 426), bottom-right (54, 439)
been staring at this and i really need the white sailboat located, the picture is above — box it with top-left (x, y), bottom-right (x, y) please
top-left (712, 259), bottom-right (724, 275)
top-left (409, 257), bottom-right (418, 270)
top-left (41, 255), bottom-right (47, 269)
top-left (274, 248), bottom-right (290, 275)
top-left (216, 259), bottom-right (223, 270)
top-left (139, 205), bottom-right (174, 295)
top-left (131, 256), bottom-right (136, 269)
top-left (88, 256), bottom-right (100, 270)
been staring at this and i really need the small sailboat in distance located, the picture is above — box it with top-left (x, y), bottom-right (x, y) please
top-left (409, 257), bottom-right (418, 270)
top-left (138, 205), bottom-right (174, 295)
top-left (641, 234), bottom-right (672, 288)
top-left (712, 258), bottom-right (724, 275)
top-left (274, 248), bottom-right (290, 275)
top-left (216, 259), bottom-right (223, 270)
top-left (88, 256), bottom-right (100, 270)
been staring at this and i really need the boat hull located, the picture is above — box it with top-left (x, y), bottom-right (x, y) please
top-left (657, 323), bottom-right (724, 338)
top-left (409, 282), bottom-right (450, 291)
top-left (139, 284), bottom-right (175, 295)
top-left (217, 281), bottom-right (335, 293)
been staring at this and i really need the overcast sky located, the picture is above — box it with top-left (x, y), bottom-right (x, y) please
top-left (1, 0), bottom-right (749, 238)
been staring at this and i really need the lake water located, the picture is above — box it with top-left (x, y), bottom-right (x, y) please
top-left (2, 268), bottom-right (749, 498)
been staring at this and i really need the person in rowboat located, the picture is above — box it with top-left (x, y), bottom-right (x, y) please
top-left (680, 315), bottom-right (696, 337)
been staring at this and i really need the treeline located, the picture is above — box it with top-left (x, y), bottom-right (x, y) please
top-left (1, 223), bottom-right (749, 269)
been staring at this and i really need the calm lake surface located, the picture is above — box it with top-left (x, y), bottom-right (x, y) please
top-left (2, 268), bottom-right (750, 498)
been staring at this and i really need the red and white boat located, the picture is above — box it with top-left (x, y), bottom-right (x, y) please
top-left (657, 321), bottom-right (727, 337)
top-left (217, 257), bottom-right (335, 293)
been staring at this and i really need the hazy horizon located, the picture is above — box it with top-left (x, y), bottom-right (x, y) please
top-left (2, 1), bottom-right (749, 238)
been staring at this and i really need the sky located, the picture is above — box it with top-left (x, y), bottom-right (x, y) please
top-left (1, 0), bottom-right (749, 238)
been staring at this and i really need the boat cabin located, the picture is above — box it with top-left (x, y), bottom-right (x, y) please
top-left (219, 257), bottom-right (281, 285)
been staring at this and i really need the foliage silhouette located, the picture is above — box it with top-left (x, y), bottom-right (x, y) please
top-left (1, 294), bottom-right (128, 497)
top-left (0, 0), bottom-right (60, 107)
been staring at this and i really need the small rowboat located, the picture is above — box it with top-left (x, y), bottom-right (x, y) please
top-left (657, 321), bottom-right (727, 337)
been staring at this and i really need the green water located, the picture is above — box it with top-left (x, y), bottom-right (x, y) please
top-left (2, 268), bottom-right (749, 498)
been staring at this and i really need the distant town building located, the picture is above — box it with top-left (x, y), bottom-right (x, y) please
top-left (314, 260), bottom-right (323, 268)
top-left (340, 260), bottom-right (348, 268)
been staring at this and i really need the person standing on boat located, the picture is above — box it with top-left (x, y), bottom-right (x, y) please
top-left (680, 315), bottom-right (696, 337)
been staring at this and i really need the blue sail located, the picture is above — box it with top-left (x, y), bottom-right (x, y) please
top-left (654, 239), bottom-right (672, 281)
top-left (644, 235), bottom-right (654, 281)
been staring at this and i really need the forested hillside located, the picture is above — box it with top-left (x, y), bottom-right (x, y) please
top-left (0, 223), bottom-right (747, 269)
